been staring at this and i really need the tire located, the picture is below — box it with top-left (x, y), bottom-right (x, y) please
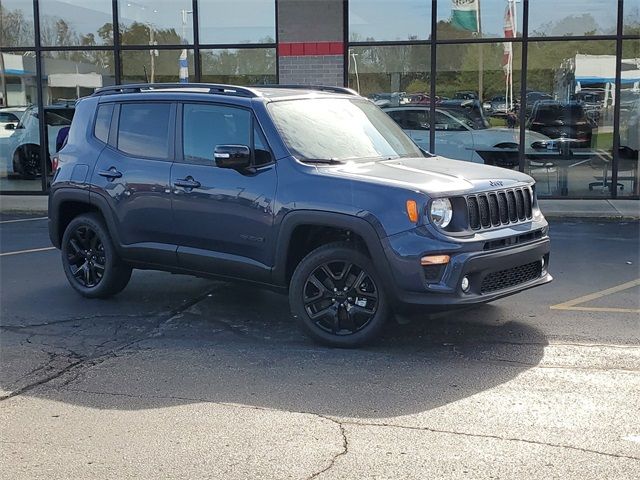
top-left (12, 145), bottom-right (40, 179)
top-left (61, 213), bottom-right (132, 298)
top-left (289, 242), bottom-right (390, 347)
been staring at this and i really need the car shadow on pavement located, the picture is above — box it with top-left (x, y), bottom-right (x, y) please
top-left (4, 282), bottom-right (549, 419)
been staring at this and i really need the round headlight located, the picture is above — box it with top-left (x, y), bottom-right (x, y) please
top-left (430, 198), bottom-right (453, 228)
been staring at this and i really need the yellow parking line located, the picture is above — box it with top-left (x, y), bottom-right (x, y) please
top-left (0, 246), bottom-right (56, 257)
top-left (550, 279), bottom-right (640, 313)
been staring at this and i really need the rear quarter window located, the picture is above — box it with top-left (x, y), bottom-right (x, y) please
top-left (94, 104), bottom-right (114, 144)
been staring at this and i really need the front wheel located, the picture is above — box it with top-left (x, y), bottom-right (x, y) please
top-left (61, 213), bottom-right (132, 298)
top-left (289, 242), bottom-right (390, 347)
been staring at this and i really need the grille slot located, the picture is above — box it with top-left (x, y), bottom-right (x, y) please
top-left (481, 261), bottom-right (542, 294)
top-left (468, 196), bottom-right (480, 230)
top-left (466, 187), bottom-right (533, 230)
top-left (478, 195), bottom-right (491, 227)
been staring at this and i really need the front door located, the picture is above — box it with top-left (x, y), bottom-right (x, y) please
top-left (91, 101), bottom-right (176, 264)
top-left (171, 103), bottom-right (277, 282)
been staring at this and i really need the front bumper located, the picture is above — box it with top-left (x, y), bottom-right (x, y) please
top-left (381, 226), bottom-right (552, 312)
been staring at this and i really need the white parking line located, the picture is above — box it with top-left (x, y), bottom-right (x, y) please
top-left (0, 246), bottom-right (56, 257)
top-left (0, 217), bottom-right (48, 224)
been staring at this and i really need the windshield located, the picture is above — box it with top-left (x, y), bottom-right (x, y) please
top-left (267, 98), bottom-right (422, 162)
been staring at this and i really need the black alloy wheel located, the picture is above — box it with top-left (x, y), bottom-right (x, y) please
top-left (65, 225), bottom-right (106, 288)
top-left (290, 242), bottom-right (389, 347)
top-left (61, 213), bottom-right (132, 298)
top-left (303, 261), bottom-right (378, 336)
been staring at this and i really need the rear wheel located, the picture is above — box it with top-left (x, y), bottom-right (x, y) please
top-left (61, 213), bottom-right (132, 298)
top-left (289, 242), bottom-right (389, 347)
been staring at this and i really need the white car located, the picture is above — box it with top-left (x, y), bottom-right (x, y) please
top-left (0, 107), bottom-right (27, 138)
top-left (383, 106), bottom-right (551, 164)
top-left (0, 105), bottom-right (74, 178)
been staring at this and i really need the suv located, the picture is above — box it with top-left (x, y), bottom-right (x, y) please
top-left (49, 83), bottom-right (552, 347)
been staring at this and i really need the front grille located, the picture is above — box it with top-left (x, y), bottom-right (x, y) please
top-left (466, 187), bottom-right (533, 230)
top-left (480, 261), bottom-right (542, 294)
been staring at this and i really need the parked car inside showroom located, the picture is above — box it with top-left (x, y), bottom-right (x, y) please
top-left (1, 104), bottom-right (75, 178)
top-left (383, 105), bottom-right (551, 165)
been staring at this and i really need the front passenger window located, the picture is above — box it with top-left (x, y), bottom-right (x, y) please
top-left (183, 104), bottom-right (250, 163)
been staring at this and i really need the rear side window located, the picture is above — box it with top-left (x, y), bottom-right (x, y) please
top-left (94, 104), bottom-right (114, 144)
top-left (117, 103), bottom-right (171, 158)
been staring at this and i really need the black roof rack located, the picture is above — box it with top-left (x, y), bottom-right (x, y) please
top-left (254, 84), bottom-right (359, 96)
top-left (92, 83), bottom-right (260, 98)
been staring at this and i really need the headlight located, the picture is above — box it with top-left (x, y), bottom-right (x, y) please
top-left (430, 198), bottom-right (453, 228)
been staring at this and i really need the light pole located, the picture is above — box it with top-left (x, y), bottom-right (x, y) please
top-left (179, 9), bottom-right (193, 83)
top-left (351, 52), bottom-right (361, 94)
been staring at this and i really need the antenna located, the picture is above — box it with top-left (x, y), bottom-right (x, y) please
top-left (143, 65), bottom-right (149, 84)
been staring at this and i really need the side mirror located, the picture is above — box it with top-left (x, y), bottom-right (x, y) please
top-left (5, 123), bottom-right (15, 130)
top-left (214, 145), bottom-right (252, 171)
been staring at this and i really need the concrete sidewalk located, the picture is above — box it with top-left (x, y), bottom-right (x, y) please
top-left (1, 194), bottom-right (638, 221)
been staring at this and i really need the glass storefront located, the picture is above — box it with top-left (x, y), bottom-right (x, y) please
top-left (0, 0), bottom-right (276, 195)
top-left (349, 0), bottom-right (640, 198)
top-left (0, 0), bottom-right (638, 198)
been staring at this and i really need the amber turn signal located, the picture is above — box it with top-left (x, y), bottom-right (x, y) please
top-left (406, 200), bottom-right (419, 223)
top-left (420, 255), bottom-right (450, 266)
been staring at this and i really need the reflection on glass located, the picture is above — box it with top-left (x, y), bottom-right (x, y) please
top-left (0, 52), bottom-right (41, 191)
top-left (437, 0), bottom-right (522, 40)
top-left (200, 49), bottom-right (276, 85)
top-left (349, 0), bottom-right (430, 41)
top-left (198, 0), bottom-right (275, 44)
top-left (121, 50), bottom-right (195, 83)
top-left (525, 40), bottom-right (617, 197)
top-left (39, 0), bottom-right (113, 46)
top-left (618, 40), bottom-right (640, 197)
top-left (624, 0), bottom-right (640, 35)
top-left (0, 0), bottom-right (35, 47)
top-left (348, 45), bottom-right (430, 149)
top-left (424, 43), bottom-right (521, 163)
top-left (118, 0), bottom-right (194, 45)
top-left (529, 0), bottom-right (617, 37)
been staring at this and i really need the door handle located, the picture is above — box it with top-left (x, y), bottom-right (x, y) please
top-left (98, 168), bottom-right (122, 179)
top-left (174, 177), bottom-right (201, 189)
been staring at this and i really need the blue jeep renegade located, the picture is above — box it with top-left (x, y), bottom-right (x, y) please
top-left (48, 83), bottom-right (552, 347)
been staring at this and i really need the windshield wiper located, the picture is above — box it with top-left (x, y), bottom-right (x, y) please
top-left (300, 158), bottom-right (345, 165)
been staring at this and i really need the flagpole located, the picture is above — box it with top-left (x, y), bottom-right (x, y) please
top-left (477, 0), bottom-right (483, 103)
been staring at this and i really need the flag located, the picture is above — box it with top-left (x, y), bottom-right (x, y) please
top-left (451, 0), bottom-right (480, 32)
top-left (179, 49), bottom-right (189, 83)
top-left (502, 2), bottom-right (514, 78)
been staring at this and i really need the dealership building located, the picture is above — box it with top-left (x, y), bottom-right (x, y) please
top-left (0, 0), bottom-right (638, 198)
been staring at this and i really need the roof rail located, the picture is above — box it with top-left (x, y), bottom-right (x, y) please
top-left (92, 83), bottom-right (260, 98)
top-left (254, 84), bottom-right (360, 96)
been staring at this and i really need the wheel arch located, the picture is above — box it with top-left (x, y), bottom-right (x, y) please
top-left (272, 210), bottom-right (394, 291)
top-left (48, 189), bottom-right (122, 251)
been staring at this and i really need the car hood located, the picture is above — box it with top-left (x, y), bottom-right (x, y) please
top-left (317, 156), bottom-right (533, 195)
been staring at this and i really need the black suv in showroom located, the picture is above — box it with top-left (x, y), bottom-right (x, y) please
top-left (48, 83), bottom-right (552, 347)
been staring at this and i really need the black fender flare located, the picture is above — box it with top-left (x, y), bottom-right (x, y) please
top-left (48, 188), bottom-right (123, 253)
top-left (271, 210), bottom-right (397, 299)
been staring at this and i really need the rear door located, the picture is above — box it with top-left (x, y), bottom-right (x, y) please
top-left (171, 102), bottom-right (277, 282)
top-left (91, 101), bottom-right (177, 264)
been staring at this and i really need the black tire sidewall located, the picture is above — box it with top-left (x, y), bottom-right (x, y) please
top-left (61, 213), bottom-right (131, 298)
top-left (289, 243), bottom-right (389, 347)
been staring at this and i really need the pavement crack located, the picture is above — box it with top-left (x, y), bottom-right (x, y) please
top-left (308, 417), bottom-right (349, 479)
top-left (0, 287), bottom-right (219, 402)
top-left (340, 421), bottom-right (640, 462)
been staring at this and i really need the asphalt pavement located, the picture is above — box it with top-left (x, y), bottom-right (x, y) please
top-left (1, 215), bottom-right (639, 479)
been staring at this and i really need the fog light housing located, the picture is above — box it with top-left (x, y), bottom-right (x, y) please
top-left (541, 257), bottom-right (547, 276)
top-left (461, 276), bottom-right (470, 293)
